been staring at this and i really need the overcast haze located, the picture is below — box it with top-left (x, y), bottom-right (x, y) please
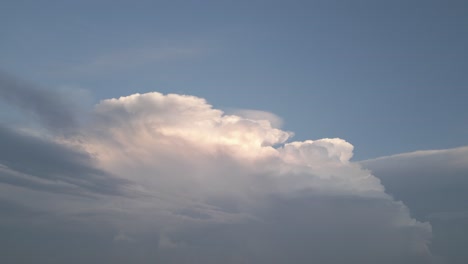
top-left (1, 1), bottom-right (467, 263)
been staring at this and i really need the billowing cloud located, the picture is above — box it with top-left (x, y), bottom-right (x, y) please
top-left (0, 91), bottom-right (435, 263)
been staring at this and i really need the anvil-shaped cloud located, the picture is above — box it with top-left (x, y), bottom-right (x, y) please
top-left (0, 89), bottom-right (435, 263)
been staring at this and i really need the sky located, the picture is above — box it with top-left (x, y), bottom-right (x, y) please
top-left (2, 0), bottom-right (467, 160)
top-left (1, 1), bottom-right (468, 263)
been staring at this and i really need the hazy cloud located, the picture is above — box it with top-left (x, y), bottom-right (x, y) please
top-left (0, 124), bottom-right (127, 196)
top-left (0, 72), bottom-right (77, 132)
top-left (362, 147), bottom-right (468, 264)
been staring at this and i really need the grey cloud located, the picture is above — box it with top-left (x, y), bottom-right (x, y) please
top-left (362, 147), bottom-right (468, 264)
top-left (0, 193), bottom-right (433, 264)
top-left (0, 72), bottom-right (77, 132)
top-left (0, 125), bottom-right (128, 196)
top-left (156, 194), bottom-right (433, 264)
top-left (361, 147), bottom-right (468, 221)
top-left (0, 205), bottom-right (161, 264)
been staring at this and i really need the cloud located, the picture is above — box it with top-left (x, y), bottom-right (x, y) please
top-left (362, 147), bottom-right (468, 264)
top-left (0, 124), bottom-right (128, 196)
top-left (0, 91), bottom-right (436, 263)
top-left (0, 72), bottom-right (77, 133)
top-left (361, 146), bottom-right (468, 220)
top-left (228, 109), bottom-right (285, 128)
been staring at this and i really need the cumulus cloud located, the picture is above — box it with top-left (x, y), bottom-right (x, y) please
top-left (0, 91), bottom-right (436, 263)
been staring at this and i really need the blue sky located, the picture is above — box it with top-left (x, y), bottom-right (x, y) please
top-left (2, 1), bottom-right (468, 263)
top-left (2, 0), bottom-right (467, 160)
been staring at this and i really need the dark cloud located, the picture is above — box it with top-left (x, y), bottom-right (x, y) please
top-left (0, 72), bottom-right (77, 133)
top-left (0, 206), bottom-right (161, 264)
top-left (156, 194), bottom-right (433, 264)
top-left (0, 193), bottom-right (433, 264)
top-left (0, 125), bottom-right (128, 196)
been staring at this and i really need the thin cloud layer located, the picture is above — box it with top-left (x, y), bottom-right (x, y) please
top-left (1, 91), bottom-right (435, 263)
top-left (0, 72), bottom-right (77, 133)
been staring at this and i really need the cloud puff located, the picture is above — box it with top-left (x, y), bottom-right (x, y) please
top-left (0, 91), bottom-right (435, 263)
top-left (229, 109), bottom-right (285, 128)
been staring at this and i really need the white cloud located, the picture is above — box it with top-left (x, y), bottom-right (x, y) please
top-left (229, 109), bottom-right (285, 128)
top-left (0, 91), bottom-right (436, 263)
